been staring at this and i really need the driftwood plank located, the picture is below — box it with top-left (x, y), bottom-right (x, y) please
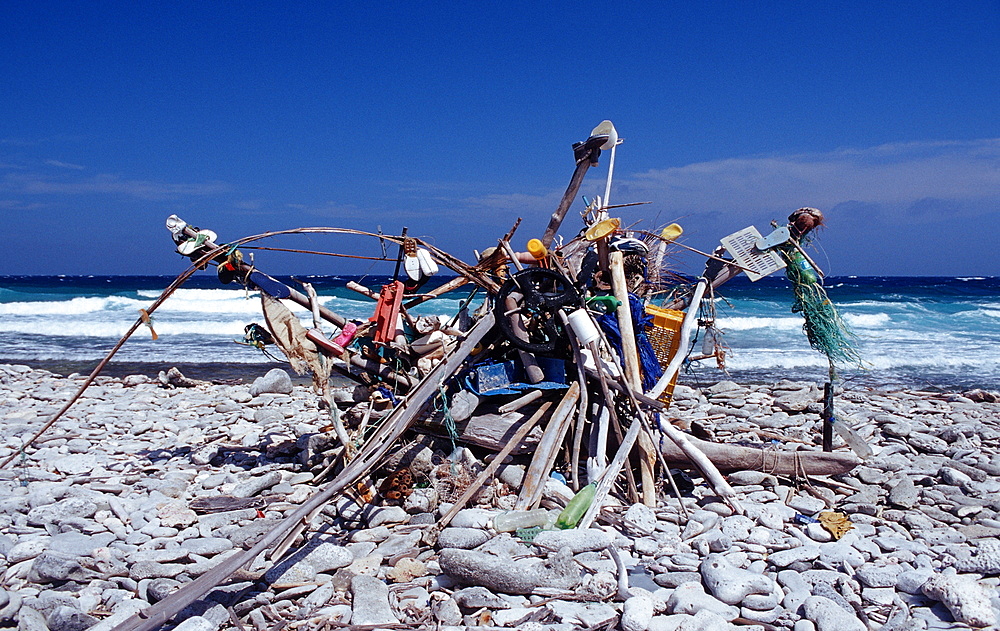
top-left (514, 382), bottom-right (580, 510)
top-left (456, 411), bottom-right (545, 454)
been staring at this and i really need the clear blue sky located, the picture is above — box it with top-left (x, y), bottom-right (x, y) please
top-left (3, 2), bottom-right (999, 276)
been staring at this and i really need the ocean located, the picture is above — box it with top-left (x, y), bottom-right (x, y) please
top-left (0, 274), bottom-right (997, 391)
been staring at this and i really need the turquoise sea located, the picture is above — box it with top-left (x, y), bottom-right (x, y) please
top-left (0, 274), bottom-right (997, 391)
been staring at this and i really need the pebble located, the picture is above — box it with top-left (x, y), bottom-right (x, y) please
top-left (349, 575), bottom-right (398, 625)
top-left (921, 573), bottom-right (997, 627)
top-left (1, 365), bottom-right (999, 630)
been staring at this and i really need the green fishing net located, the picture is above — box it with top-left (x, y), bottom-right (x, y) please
top-left (781, 247), bottom-right (862, 367)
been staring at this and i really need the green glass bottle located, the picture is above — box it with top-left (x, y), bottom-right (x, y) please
top-left (555, 483), bottom-right (596, 529)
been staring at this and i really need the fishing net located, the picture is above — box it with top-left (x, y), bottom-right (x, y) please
top-left (780, 246), bottom-right (861, 367)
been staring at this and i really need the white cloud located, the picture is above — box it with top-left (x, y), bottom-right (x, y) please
top-left (620, 138), bottom-right (1000, 219)
top-left (0, 199), bottom-right (45, 210)
top-left (0, 172), bottom-right (229, 201)
top-left (45, 159), bottom-right (85, 170)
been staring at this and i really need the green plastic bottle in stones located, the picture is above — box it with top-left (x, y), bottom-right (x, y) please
top-left (555, 483), bottom-right (596, 529)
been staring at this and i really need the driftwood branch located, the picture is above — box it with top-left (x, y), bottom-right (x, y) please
top-left (435, 400), bottom-right (555, 532)
top-left (540, 146), bottom-right (596, 248)
top-left (515, 383), bottom-right (581, 510)
top-left (659, 434), bottom-right (860, 476)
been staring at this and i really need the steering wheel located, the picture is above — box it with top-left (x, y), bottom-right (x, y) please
top-left (494, 267), bottom-right (578, 354)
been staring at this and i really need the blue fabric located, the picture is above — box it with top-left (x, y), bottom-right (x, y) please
top-left (597, 293), bottom-right (664, 392)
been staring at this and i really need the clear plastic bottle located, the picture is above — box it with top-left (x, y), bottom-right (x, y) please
top-left (493, 509), bottom-right (551, 532)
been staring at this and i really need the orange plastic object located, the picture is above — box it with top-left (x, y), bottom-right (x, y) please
top-left (371, 280), bottom-right (405, 344)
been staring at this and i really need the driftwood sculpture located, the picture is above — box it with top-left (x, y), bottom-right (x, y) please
top-left (0, 122), bottom-right (866, 631)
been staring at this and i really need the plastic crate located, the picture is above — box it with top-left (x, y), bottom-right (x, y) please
top-left (645, 305), bottom-right (684, 403)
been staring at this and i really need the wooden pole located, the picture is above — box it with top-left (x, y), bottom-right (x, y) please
top-left (541, 149), bottom-right (596, 248)
top-left (610, 251), bottom-right (657, 507)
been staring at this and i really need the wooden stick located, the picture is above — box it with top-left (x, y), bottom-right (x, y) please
top-left (540, 142), bottom-right (598, 248)
top-left (435, 400), bottom-right (555, 531)
top-left (403, 275), bottom-right (470, 309)
top-left (514, 383), bottom-right (580, 510)
top-left (663, 251), bottom-right (741, 311)
top-left (346, 281), bottom-right (379, 300)
top-left (577, 405), bottom-right (642, 529)
top-left (609, 253), bottom-right (642, 388)
top-left (498, 390), bottom-right (544, 414)
top-left (609, 251), bottom-right (657, 507)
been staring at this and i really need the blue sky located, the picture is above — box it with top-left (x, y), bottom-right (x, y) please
top-left (3, 2), bottom-right (999, 276)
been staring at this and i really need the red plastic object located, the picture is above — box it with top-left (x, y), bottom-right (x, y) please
top-left (306, 328), bottom-right (346, 356)
top-left (370, 280), bottom-right (405, 344)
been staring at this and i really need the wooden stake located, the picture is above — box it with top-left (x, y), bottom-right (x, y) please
top-left (514, 382), bottom-right (580, 510)
top-left (610, 251), bottom-right (657, 507)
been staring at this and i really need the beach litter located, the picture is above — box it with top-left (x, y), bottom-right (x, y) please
top-left (1, 122), bottom-right (999, 631)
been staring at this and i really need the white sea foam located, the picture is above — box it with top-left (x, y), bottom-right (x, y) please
top-left (970, 308), bottom-right (1000, 320)
top-left (137, 288), bottom-right (250, 301)
top-left (716, 316), bottom-right (804, 331)
top-left (0, 319), bottom-right (255, 338)
top-left (0, 296), bottom-right (130, 315)
top-left (726, 344), bottom-right (998, 372)
top-left (843, 313), bottom-right (891, 328)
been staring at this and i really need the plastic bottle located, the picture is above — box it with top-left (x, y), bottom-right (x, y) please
top-left (555, 483), bottom-right (596, 529)
top-left (526, 238), bottom-right (548, 261)
top-left (787, 250), bottom-right (818, 284)
top-left (493, 509), bottom-right (550, 532)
